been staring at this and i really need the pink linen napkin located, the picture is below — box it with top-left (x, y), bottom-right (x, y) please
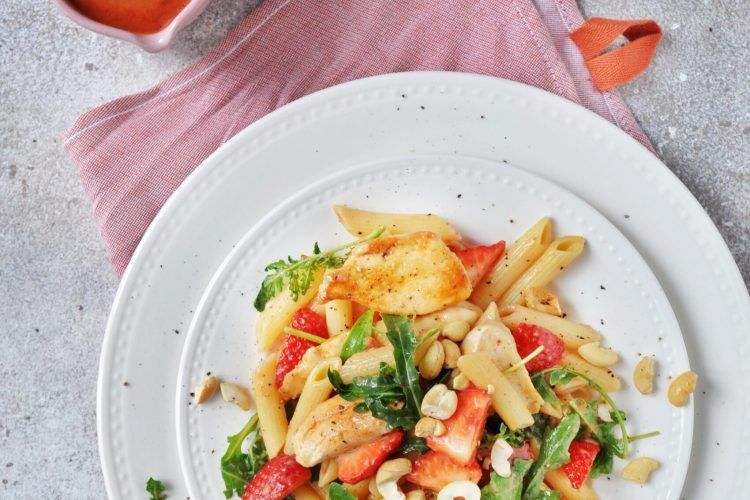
top-left (62, 0), bottom-right (655, 276)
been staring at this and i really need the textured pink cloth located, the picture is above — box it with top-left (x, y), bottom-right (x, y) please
top-left (62, 0), bottom-right (653, 276)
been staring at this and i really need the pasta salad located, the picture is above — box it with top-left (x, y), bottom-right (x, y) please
top-left (198, 205), bottom-right (695, 500)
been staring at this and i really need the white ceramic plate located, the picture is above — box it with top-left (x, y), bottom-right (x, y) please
top-left (176, 155), bottom-right (692, 499)
top-left (98, 72), bottom-right (750, 499)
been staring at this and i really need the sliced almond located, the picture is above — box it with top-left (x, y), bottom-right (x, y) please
top-left (220, 382), bottom-right (253, 411)
top-left (633, 356), bottom-right (655, 395)
top-left (578, 341), bottom-right (619, 367)
top-left (668, 370), bottom-right (698, 407)
top-left (194, 375), bottom-right (220, 404)
top-left (621, 457), bottom-right (660, 484)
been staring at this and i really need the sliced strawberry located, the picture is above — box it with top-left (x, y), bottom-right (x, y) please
top-left (406, 451), bottom-right (482, 492)
top-left (426, 388), bottom-right (491, 465)
top-left (511, 323), bottom-right (564, 371)
top-left (510, 442), bottom-right (533, 462)
top-left (337, 430), bottom-right (404, 484)
top-left (242, 454), bottom-right (311, 500)
top-left (274, 308), bottom-right (329, 387)
top-left (561, 439), bottom-right (600, 489)
top-left (453, 240), bottom-right (506, 288)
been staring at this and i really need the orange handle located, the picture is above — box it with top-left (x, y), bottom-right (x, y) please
top-left (570, 17), bottom-right (662, 92)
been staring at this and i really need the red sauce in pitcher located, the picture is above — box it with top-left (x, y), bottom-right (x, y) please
top-left (68, 0), bottom-right (190, 34)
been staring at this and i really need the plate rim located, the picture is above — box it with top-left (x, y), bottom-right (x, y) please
top-left (98, 71), bottom-right (750, 499)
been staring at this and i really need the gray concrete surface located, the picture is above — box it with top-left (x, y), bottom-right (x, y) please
top-left (0, 0), bottom-right (747, 498)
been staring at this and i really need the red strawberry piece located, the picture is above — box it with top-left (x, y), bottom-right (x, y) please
top-left (242, 454), bottom-right (311, 500)
top-left (510, 442), bottom-right (533, 462)
top-left (453, 240), bottom-right (506, 288)
top-left (561, 439), bottom-right (600, 489)
top-left (426, 388), bottom-right (492, 465)
top-left (274, 308), bottom-right (329, 387)
top-left (511, 323), bottom-right (564, 371)
top-left (406, 451), bottom-right (482, 492)
top-left (337, 430), bottom-right (404, 484)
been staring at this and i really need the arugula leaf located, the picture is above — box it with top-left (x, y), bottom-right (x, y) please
top-left (481, 459), bottom-right (533, 500)
top-left (328, 482), bottom-right (357, 500)
top-left (146, 478), bottom-right (167, 500)
top-left (532, 367), bottom-right (630, 457)
top-left (568, 398), bottom-right (601, 439)
top-left (532, 375), bottom-right (561, 408)
top-left (400, 435), bottom-right (430, 455)
top-left (382, 314), bottom-right (423, 418)
top-left (340, 310), bottom-right (374, 362)
top-left (329, 315), bottom-right (423, 430)
top-left (524, 413), bottom-right (549, 443)
top-left (254, 227), bottom-right (385, 311)
top-left (523, 413), bottom-right (580, 499)
top-left (220, 414), bottom-right (268, 498)
top-left (329, 363), bottom-right (419, 429)
top-left (548, 368), bottom-right (577, 386)
top-left (482, 421), bottom-right (526, 450)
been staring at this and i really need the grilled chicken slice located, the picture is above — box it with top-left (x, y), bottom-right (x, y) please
top-left (462, 311), bottom-right (544, 413)
top-left (292, 395), bottom-right (388, 467)
top-left (279, 334), bottom-right (346, 400)
top-left (319, 231), bottom-right (472, 315)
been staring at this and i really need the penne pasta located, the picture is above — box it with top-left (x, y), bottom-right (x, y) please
top-left (292, 483), bottom-right (323, 500)
top-left (470, 217), bottom-right (553, 308)
top-left (325, 299), bottom-right (353, 336)
top-left (544, 469), bottom-right (598, 500)
top-left (340, 346), bottom-right (395, 383)
top-left (333, 204), bottom-right (461, 243)
top-left (457, 352), bottom-right (535, 430)
top-left (497, 236), bottom-right (585, 308)
top-left (342, 478), bottom-right (370, 499)
top-left (317, 459), bottom-right (339, 488)
top-left (285, 358), bottom-right (341, 454)
top-left (252, 354), bottom-right (288, 457)
top-left (561, 352), bottom-right (621, 392)
top-left (256, 269), bottom-right (325, 349)
top-left (499, 305), bottom-right (602, 348)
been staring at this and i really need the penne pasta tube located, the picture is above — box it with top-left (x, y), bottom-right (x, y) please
top-left (256, 269), bottom-right (325, 349)
top-left (342, 478), bottom-right (370, 498)
top-left (561, 352), bottom-right (621, 392)
top-left (372, 320), bottom-right (391, 347)
top-left (252, 354), bottom-right (288, 457)
top-left (333, 205), bottom-right (461, 243)
top-left (317, 459), bottom-right (339, 488)
top-left (340, 346), bottom-right (395, 383)
top-left (544, 469), bottom-right (598, 500)
top-left (325, 299), bottom-right (353, 336)
top-left (457, 353), bottom-right (534, 429)
top-left (293, 483), bottom-right (323, 500)
top-left (285, 358), bottom-right (341, 454)
top-left (499, 305), bottom-right (602, 348)
top-left (497, 236), bottom-right (585, 308)
top-left (470, 217), bottom-right (553, 308)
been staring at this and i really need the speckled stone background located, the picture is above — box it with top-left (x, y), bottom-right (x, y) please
top-left (1, 0), bottom-right (747, 498)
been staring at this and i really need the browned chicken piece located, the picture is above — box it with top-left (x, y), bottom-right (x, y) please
top-left (279, 334), bottom-right (346, 400)
top-left (319, 231), bottom-right (471, 315)
top-left (292, 395), bottom-right (388, 467)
